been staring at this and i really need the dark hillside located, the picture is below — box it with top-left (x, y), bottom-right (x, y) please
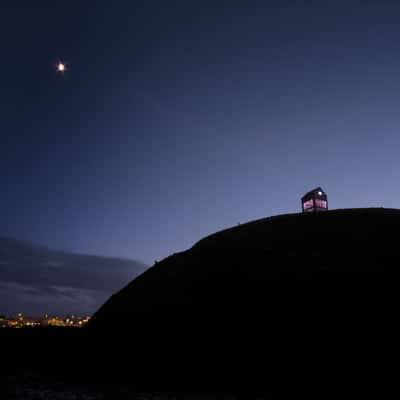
top-left (87, 208), bottom-right (400, 390)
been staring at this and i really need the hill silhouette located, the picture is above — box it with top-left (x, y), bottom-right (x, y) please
top-left (86, 208), bottom-right (400, 390)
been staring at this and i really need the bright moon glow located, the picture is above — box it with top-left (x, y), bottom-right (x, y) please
top-left (57, 62), bottom-right (66, 73)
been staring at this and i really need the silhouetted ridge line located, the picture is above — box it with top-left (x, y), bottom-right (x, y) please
top-left (87, 208), bottom-right (400, 389)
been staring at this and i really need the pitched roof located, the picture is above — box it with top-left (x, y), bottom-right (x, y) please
top-left (301, 187), bottom-right (326, 201)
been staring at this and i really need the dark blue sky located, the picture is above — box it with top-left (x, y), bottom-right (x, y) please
top-left (2, 1), bottom-right (400, 264)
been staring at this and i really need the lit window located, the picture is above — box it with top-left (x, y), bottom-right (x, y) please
top-left (315, 199), bottom-right (327, 209)
top-left (303, 199), bottom-right (314, 210)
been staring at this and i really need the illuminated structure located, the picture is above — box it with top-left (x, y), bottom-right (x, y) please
top-left (301, 187), bottom-right (328, 213)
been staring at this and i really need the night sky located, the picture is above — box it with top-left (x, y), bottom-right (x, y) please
top-left (2, 1), bottom-right (400, 265)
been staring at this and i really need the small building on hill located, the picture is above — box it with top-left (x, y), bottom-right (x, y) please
top-left (301, 187), bottom-right (328, 213)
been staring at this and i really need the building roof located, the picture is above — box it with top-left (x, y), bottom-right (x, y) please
top-left (301, 187), bottom-right (327, 201)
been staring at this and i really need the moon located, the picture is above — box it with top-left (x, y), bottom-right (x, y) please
top-left (56, 61), bottom-right (67, 73)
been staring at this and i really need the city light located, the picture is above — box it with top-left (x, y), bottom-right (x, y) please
top-left (0, 313), bottom-right (91, 328)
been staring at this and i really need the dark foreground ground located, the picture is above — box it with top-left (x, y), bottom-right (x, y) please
top-left (2, 327), bottom-right (400, 398)
top-left (1, 327), bottom-right (243, 399)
